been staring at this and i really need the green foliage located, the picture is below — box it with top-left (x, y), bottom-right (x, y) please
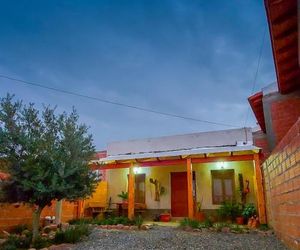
top-left (0, 94), bottom-right (97, 240)
top-left (54, 224), bottom-right (90, 244)
top-left (180, 218), bottom-right (200, 229)
top-left (259, 224), bottom-right (269, 231)
top-left (213, 222), bottom-right (229, 232)
top-left (229, 224), bottom-right (244, 233)
top-left (242, 203), bottom-right (256, 219)
top-left (217, 201), bottom-right (242, 221)
top-left (1, 233), bottom-right (32, 250)
top-left (117, 191), bottom-right (128, 200)
top-left (32, 236), bottom-right (50, 249)
top-left (134, 215), bottom-right (143, 229)
top-left (69, 218), bottom-right (95, 225)
top-left (10, 224), bottom-right (29, 234)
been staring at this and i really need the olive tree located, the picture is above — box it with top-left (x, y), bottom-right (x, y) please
top-left (0, 94), bottom-right (98, 241)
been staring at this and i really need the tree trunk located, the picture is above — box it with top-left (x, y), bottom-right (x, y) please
top-left (55, 200), bottom-right (62, 224)
top-left (32, 207), bottom-right (42, 242)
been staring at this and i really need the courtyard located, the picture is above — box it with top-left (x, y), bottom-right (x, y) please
top-left (73, 226), bottom-right (287, 250)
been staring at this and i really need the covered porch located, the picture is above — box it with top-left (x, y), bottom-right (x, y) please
top-left (91, 144), bottom-right (266, 224)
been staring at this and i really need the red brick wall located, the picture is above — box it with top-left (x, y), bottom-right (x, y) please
top-left (262, 117), bottom-right (300, 249)
top-left (270, 97), bottom-right (300, 145)
top-left (0, 201), bottom-right (78, 232)
top-left (253, 130), bottom-right (270, 161)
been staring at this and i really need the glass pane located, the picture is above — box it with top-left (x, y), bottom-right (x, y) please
top-left (213, 179), bottom-right (223, 203)
top-left (224, 179), bottom-right (233, 200)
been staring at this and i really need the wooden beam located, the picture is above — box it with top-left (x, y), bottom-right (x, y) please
top-left (128, 163), bottom-right (135, 220)
top-left (186, 158), bottom-right (194, 219)
top-left (90, 154), bottom-right (255, 170)
top-left (253, 153), bottom-right (267, 224)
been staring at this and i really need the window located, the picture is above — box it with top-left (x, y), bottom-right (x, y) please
top-left (211, 170), bottom-right (234, 204)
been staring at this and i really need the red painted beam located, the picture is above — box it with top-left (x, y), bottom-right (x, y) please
top-left (90, 154), bottom-right (255, 170)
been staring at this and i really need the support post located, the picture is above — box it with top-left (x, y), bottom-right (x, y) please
top-left (254, 153), bottom-right (267, 224)
top-left (128, 163), bottom-right (135, 220)
top-left (186, 158), bottom-right (194, 219)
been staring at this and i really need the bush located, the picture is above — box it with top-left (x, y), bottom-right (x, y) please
top-left (218, 201), bottom-right (241, 221)
top-left (1, 233), bottom-right (32, 250)
top-left (10, 224), bottom-right (29, 234)
top-left (54, 224), bottom-right (90, 244)
top-left (32, 236), bottom-right (50, 249)
top-left (134, 215), bottom-right (143, 229)
top-left (68, 218), bottom-right (94, 225)
top-left (180, 218), bottom-right (200, 229)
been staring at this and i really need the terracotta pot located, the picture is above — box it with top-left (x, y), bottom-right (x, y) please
top-left (236, 216), bottom-right (244, 225)
top-left (159, 213), bottom-right (171, 222)
top-left (195, 212), bottom-right (205, 222)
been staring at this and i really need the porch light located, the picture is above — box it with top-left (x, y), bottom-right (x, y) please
top-left (217, 162), bottom-right (225, 169)
top-left (133, 167), bottom-right (141, 174)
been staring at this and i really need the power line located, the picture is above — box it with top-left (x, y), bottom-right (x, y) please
top-left (244, 27), bottom-right (267, 127)
top-left (0, 74), bottom-right (239, 128)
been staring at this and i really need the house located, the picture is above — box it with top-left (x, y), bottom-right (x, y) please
top-left (248, 0), bottom-right (300, 248)
top-left (91, 127), bottom-right (266, 223)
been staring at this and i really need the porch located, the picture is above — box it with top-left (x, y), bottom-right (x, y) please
top-left (90, 128), bottom-right (266, 223)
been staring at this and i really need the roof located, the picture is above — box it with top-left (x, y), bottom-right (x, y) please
top-left (97, 145), bottom-right (260, 163)
top-left (92, 128), bottom-right (259, 164)
top-left (265, 0), bottom-right (300, 94)
top-left (248, 91), bottom-right (266, 133)
top-left (106, 128), bottom-right (253, 156)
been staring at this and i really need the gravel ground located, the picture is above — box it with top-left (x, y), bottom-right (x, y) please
top-left (72, 226), bottom-right (288, 250)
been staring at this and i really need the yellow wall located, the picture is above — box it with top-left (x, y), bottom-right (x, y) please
top-left (106, 161), bottom-right (256, 210)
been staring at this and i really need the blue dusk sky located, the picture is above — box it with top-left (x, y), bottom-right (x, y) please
top-left (0, 0), bottom-right (275, 150)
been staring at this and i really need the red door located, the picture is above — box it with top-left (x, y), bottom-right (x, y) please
top-left (171, 172), bottom-right (188, 217)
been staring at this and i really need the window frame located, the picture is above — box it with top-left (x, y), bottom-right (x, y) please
top-left (211, 169), bottom-right (235, 205)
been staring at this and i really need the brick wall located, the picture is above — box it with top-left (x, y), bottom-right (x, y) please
top-left (263, 117), bottom-right (300, 249)
top-left (253, 130), bottom-right (270, 161)
top-left (270, 97), bottom-right (300, 145)
top-left (0, 200), bottom-right (78, 232)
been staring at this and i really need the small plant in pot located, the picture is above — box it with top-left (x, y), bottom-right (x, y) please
top-left (195, 199), bottom-right (205, 222)
top-left (117, 191), bottom-right (128, 203)
top-left (217, 201), bottom-right (241, 223)
top-left (242, 203), bottom-right (257, 227)
top-left (159, 210), bottom-right (171, 222)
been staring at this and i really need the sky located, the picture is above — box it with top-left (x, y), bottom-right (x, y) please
top-left (0, 0), bottom-right (275, 150)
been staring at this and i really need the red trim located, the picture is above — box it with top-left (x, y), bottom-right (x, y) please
top-left (90, 154), bottom-right (255, 170)
top-left (248, 91), bottom-right (266, 133)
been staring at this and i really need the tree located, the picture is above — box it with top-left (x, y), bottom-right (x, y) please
top-left (0, 94), bottom-right (98, 241)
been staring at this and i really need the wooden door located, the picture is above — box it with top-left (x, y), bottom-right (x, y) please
top-left (171, 172), bottom-right (188, 217)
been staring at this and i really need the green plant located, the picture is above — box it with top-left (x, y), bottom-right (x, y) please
top-left (134, 215), bottom-right (143, 229)
top-left (117, 191), bottom-right (128, 200)
top-left (259, 224), bottom-right (269, 231)
top-left (2, 234), bottom-right (32, 250)
top-left (54, 224), bottom-right (90, 244)
top-left (10, 224), bottom-right (29, 234)
top-left (242, 203), bottom-right (256, 219)
top-left (218, 201), bottom-right (242, 221)
top-left (32, 236), bottom-right (50, 249)
top-left (229, 224), bottom-right (244, 233)
top-left (179, 218), bottom-right (200, 229)
top-left (68, 218), bottom-right (94, 225)
top-left (213, 222), bottom-right (229, 232)
top-left (0, 94), bottom-right (98, 241)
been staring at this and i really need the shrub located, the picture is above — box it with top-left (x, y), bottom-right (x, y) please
top-left (1, 233), bottom-right (32, 250)
top-left (68, 218), bottom-right (94, 225)
top-left (32, 236), bottom-right (50, 249)
top-left (242, 203), bottom-right (256, 219)
top-left (54, 224), bottom-right (90, 244)
top-left (259, 224), bottom-right (269, 231)
top-left (180, 218), bottom-right (200, 229)
top-left (134, 215), bottom-right (143, 229)
top-left (10, 224), bottom-right (29, 235)
top-left (218, 201), bottom-right (241, 222)
top-left (213, 222), bottom-right (229, 232)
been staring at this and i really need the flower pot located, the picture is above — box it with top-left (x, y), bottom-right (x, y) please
top-left (159, 213), bottom-right (171, 222)
top-left (236, 216), bottom-right (244, 225)
top-left (195, 212), bottom-right (205, 222)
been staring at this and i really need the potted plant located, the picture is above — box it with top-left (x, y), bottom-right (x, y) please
top-left (242, 203), bottom-right (257, 226)
top-left (217, 201), bottom-right (241, 223)
top-left (159, 210), bottom-right (171, 222)
top-left (117, 191), bottom-right (128, 203)
top-left (235, 208), bottom-right (244, 225)
top-left (195, 199), bottom-right (205, 222)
